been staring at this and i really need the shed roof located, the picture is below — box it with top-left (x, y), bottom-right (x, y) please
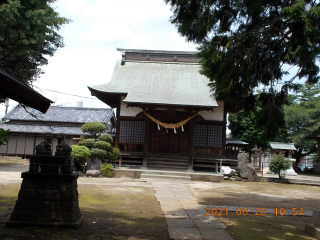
top-left (88, 60), bottom-right (218, 108)
top-left (226, 139), bottom-right (249, 145)
top-left (0, 67), bottom-right (53, 113)
top-left (3, 105), bottom-right (115, 124)
top-left (269, 142), bottom-right (297, 150)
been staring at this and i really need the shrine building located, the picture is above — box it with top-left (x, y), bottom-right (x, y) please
top-left (88, 48), bottom-right (237, 171)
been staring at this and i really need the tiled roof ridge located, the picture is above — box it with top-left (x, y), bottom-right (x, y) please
top-left (117, 48), bottom-right (198, 54)
top-left (48, 105), bottom-right (113, 110)
top-left (1, 122), bottom-right (82, 127)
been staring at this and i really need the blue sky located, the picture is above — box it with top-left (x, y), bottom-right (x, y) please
top-left (0, 0), bottom-right (198, 116)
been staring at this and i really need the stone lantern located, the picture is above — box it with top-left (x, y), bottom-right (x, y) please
top-left (252, 145), bottom-right (259, 168)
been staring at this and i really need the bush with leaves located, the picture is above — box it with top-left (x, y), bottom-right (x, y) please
top-left (81, 122), bottom-right (106, 140)
top-left (78, 139), bottom-right (95, 149)
top-left (99, 134), bottom-right (113, 144)
top-left (112, 148), bottom-right (121, 160)
top-left (269, 153), bottom-right (292, 179)
top-left (71, 145), bottom-right (91, 173)
top-left (100, 163), bottom-right (113, 177)
top-left (94, 141), bottom-right (112, 152)
top-left (90, 148), bottom-right (108, 160)
top-left (0, 128), bottom-right (10, 146)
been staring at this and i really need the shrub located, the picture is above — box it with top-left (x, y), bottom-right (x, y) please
top-left (0, 128), bottom-right (10, 146)
top-left (112, 147), bottom-right (121, 160)
top-left (269, 153), bottom-right (292, 179)
top-left (71, 145), bottom-right (90, 172)
top-left (81, 122), bottom-right (106, 140)
top-left (78, 139), bottom-right (95, 149)
top-left (99, 134), bottom-right (113, 144)
top-left (90, 148), bottom-right (108, 160)
top-left (100, 163), bottom-right (113, 177)
top-left (94, 141), bottom-right (112, 151)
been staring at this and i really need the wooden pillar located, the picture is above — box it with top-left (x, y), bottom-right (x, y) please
top-left (188, 120), bottom-right (195, 171)
top-left (142, 118), bottom-right (149, 169)
top-left (115, 97), bottom-right (121, 148)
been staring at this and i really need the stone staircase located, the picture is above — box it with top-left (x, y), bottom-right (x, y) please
top-left (147, 155), bottom-right (189, 170)
top-left (140, 169), bottom-right (192, 181)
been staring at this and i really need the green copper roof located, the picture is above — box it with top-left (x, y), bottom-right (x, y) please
top-left (269, 142), bottom-right (297, 150)
top-left (88, 60), bottom-right (218, 108)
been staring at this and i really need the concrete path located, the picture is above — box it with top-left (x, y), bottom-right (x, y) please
top-left (150, 180), bottom-right (234, 240)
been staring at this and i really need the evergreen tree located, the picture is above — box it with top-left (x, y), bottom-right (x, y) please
top-left (0, 0), bottom-right (70, 82)
top-left (165, 0), bottom-right (320, 139)
top-left (283, 83), bottom-right (320, 165)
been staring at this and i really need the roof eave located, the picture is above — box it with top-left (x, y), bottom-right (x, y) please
top-left (0, 70), bottom-right (53, 113)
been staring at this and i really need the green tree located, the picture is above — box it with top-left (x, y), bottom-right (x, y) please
top-left (99, 134), bottom-right (113, 144)
top-left (165, 0), bottom-right (320, 139)
top-left (78, 139), bottom-right (95, 149)
top-left (228, 109), bottom-right (268, 152)
top-left (71, 145), bottom-right (90, 173)
top-left (282, 83), bottom-right (320, 166)
top-left (81, 122), bottom-right (106, 140)
top-left (269, 153), bottom-right (292, 179)
top-left (0, 128), bottom-right (10, 146)
top-left (0, 0), bottom-right (70, 82)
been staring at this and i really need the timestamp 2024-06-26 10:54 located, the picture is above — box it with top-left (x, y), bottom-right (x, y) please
top-left (205, 207), bottom-right (304, 216)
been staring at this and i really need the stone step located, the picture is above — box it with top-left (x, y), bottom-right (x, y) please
top-left (148, 156), bottom-right (189, 162)
top-left (147, 164), bottom-right (188, 170)
top-left (141, 170), bottom-right (192, 177)
top-left (140, 174), bottom-right (191, 181)
top-left (147, 160), bottom-right (188, 165)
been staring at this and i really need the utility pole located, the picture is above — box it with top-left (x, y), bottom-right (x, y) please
top-left (4, 98), bottom-right (9, 115)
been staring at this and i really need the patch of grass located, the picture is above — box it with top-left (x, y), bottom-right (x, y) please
top-left (216, 214), bottom-right (314, 240)
top-left (0, 159), bottom-right (29, 166)
top-left (0, 184), bottom-right (169, 240)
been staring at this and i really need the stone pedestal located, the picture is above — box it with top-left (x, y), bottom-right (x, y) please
top-left (284, 158), bottom-right (298, 176)
top-left (305, 209), bottom-right (320, 239)
top-left (5, 155), bottom-right (82, 228)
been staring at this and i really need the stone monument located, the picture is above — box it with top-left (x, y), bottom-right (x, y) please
top-left (238, 153), bottom-right (258, 182)
top-left (252, 145), bottom-right (259, 168)
top-left (5, 134), bottom-right (82, 228)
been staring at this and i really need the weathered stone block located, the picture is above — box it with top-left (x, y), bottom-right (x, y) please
top-left (86, 170), bottom-right (101, 177)
top-left (314, 209), bottom-right (320, 227)
top-left (238, 153), bottom-right (258, 182)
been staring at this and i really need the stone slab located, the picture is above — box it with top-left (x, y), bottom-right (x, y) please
top-left (168, 227), bottom-right (203, 240)
top-left (164, 210), bottom-right (190, 219)
top-left (314, 209), bottom-right (320, 227)
top-left (185, 208), bottom-right (213, 220)
top-left (167, 218), bottom-right (195, 228)
top-left (305, 223), bottom-right (320, 240)
top-left (193, 219), bottom-right (226, 229)
top-left (198, 228), bottom-right (234, 240)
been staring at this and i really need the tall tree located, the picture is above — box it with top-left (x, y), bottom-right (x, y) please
top-left (0, 0), bottom-right (70, 83)
top-left (165, 0), bottom-right (320, 139)
top-left (228, 109), bottom-right (268, 153)
top-left (283, 83), bottom-right (320, 165)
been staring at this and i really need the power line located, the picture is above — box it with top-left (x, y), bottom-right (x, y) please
top-left (34, 86), bottom-right (98, 100)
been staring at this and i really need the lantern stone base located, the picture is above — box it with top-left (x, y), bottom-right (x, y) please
top-left (5, 171), bottom-right (82, 228)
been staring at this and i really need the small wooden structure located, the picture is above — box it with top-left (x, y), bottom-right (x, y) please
top-left (88, 48), bottom-right (239, 171)
top-left (269, 142), bottom-right (297, 175)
